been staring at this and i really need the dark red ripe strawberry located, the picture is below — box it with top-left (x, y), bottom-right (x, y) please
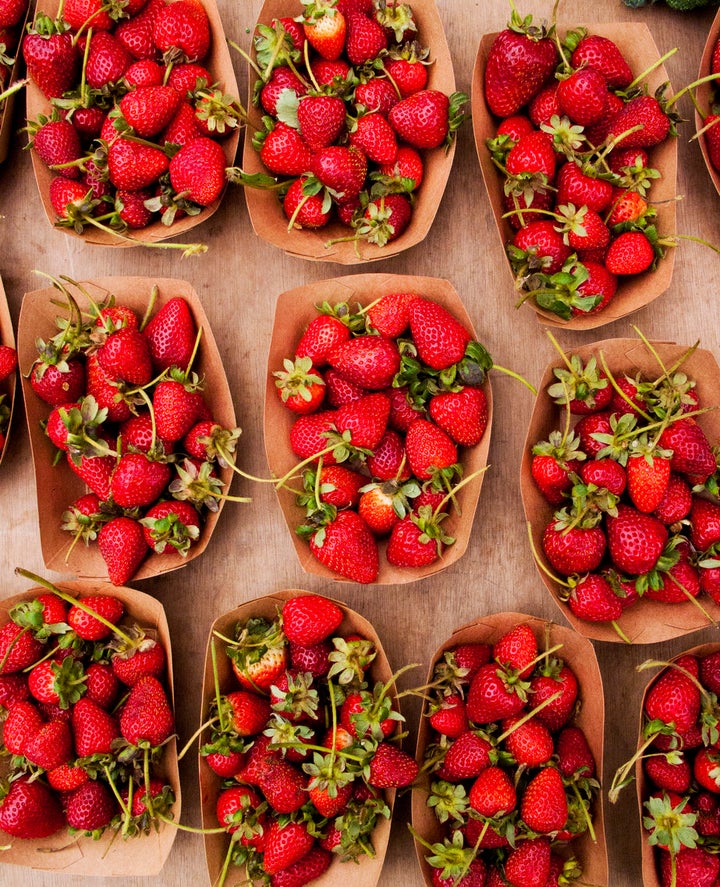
top-left (144, 296), bottom-right (197, 372)
top-left (405, 419), bottom-right (458, 481)
top-left (606, 504), bottom-right (668, 576)
top-left (120, 675), bottom-right (174, 746)
top-left (328, 335), bottom-right (400, 390)
top-left (606, 94), bottom-right (671, 149)
top-left (309, 509), bottom-right (379, 584)
top-left (466, 662), bottom-right (525, 723)
top-left (388, 89), bottom-right (450, 149)
top-left (429, 385), bottom-right (489, 446)
top-left (23, 28), bottom-right (79, 99)
top-left (408, 298), bottom-right (471, 371)
top-left (0, 778), bottom-right (65, 838)
top-left (270, 847), bottom-right (332, 887)
top-left (659, 418), bottom-right (716, 482)
top-left (71, 697), bottom-right (120, 756)
top-left (282, 594), bottom-right (343, 646)
top-left (367, 742), bottom-right (419, 788)
top-left (0, 621), bottom-right (43, 673)
top-left (297, 94), bottom-right (346, 151)
top-left (541, 521), bottom-right (606, 576)
top-left (262, 819), bottom-right (314, 876)
top-left (68, 594), bottom-right (125, 641)
top-left (484, 25), bottom-right (558, 118)
top-left (557, 67), bottom-right (608, 127)
top-left (153, 0), bottom-right (210, 62)
top-left (169, 136), bottom-right (227, 206)
top-left (512, 220), bottom-right (571, 274)
top-left (120, 84), bottom-right (182, 138)
top-left (32, 118), bottom-right (82, 180)
top-left (644, 656), bottom-right (701, 735)
top-left (65, 779), bottom-right (117, 832)
top-left (571, 34), bottom-right (633, 90)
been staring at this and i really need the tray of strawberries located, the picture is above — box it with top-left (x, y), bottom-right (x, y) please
top-left (522, 334), bottom-right (720, 644)
top-left (0, 275), bottom-right (17, 466)
top-left (412, 611), bottom-right (607, 887)
top-left (236, 0), bottom-right (464, 263)
top-left (17, 275), bottom-right (239, 585)
top-left (610, 645), bottom-right (720, 887)
top-left (0, 577), bottom-right (180, 874)
top-left (695, 7), bottom-right (720, 197)
top-left (198, 588), bottom-right (415, 887)
top-left (264, 273), bottom-right (498, 585)
top-left (23, 0), bottom-right (241, 252)
top-left (472, 14), bottom-right (677, 329)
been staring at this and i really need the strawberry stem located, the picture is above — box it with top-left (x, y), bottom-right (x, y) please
top-left (625, 47), bottom-right (678, 93)
top-left (14, 568), bottom-right (135, 646)
top-left (494, 689), bottom-right (563, 743)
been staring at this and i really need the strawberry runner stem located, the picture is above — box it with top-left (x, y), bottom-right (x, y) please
top-left (14, 568), bottom-right (136, 647)
top-left (625, 48), bottom-right (679, 93)
top-left (494, 689), bottom-right (564, 744)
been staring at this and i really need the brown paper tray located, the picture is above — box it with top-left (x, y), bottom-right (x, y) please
top-left (0, 580), bottom-right (180, 874)
top-left (17, 276), bottom-right (237, 582)
top-left (0, 274), bottom-right (17, 468)
top-left (264, 274), bottom-right (493, 585)
top-left (26, 0), bottom-right (240, 248)
top-left (241, 0), bottom-right (457, 264)
top-left (695, 8), bottom-right (720, 198)
top-left (411, 611), bottom-right (608, 887)
top-left (521, 337), bottom-right (720, 644)
top-left (472, 22), bottom-right (677, 330)
top-left (636, 642), bottom-right (720, 887)
top-left (200, 588), bottom-right (397, 887)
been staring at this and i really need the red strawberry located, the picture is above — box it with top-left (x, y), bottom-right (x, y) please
top-left (24, 719), bottom-right (73, 771)
top-left (571, 33), bottom-right (633, 89)
top-left (259, 121), bottom-right (314, 176)
top-left (284, 176), bottom-right (332, 229)
top-left (47, 762), bottom-right (90, 792)
top-left (359, 193), bottom-right (412, 244)
top-left (644, 657), bottom-right (701, 735)
top-left (262, 819), bottom-right (315, 875)
top-left (389, 88), bottom-right (454, 149)
top-left (301, 1), bottom-right (346, 61)
top-left (541, 520), bottom-right (606, 576)
top-left (466, 662), bottom-right (526, 723)
top-left (659, 418), bottom-right (716, 482)
top-left (367, 742), bottom-right (419, 788)
top-left (223, 689), bottom-right (272, 736)
top-left (30, 117), bottom-right (82, 179)
top-left (144, 296), bottom-right (197, 372)
top-left (349, 111), bottom-right (397, 164)
top-left (0, 674), bottom-right (30, 709)
top-left (556, 161), bottom-right (614, 213)
top-left (530, 662), bottom-right (578, 732)
top-left (555, 725), bottom-right (596, 779)
top-left (311, 144), bottom-right (368, 201)
top-left (566, 573), bottom-right (623, 623)
top-left (119, 675), bottom-right (174, 746)
top-left (124, 58), bottom-right (165, 88)
top-left (606, 94), bottom-right (671, 148)
top-left (260, 66), bottom-right (307, 116)
top-left (405, 419), bottom-right (458, 481)
top-left (97, 327), bottom-right (153, 386)
top-left (659, 847), bottom-right (720, 887)
top-left (0, 778), bottom-right (65, 838)
top-left (153, 0), bottom-right (210, 62)
top-left (604, 230), bottom-right (655, 275)
top-left (153, 377), bottom-right (200, 441)
top-left (386, 512), bottom-right (447, 567)
top-left (334, 392), bottom-right (391, 450)
top-left (110, 452), bottom-right (172, 509)
top-left (68, 594), bottom-right (124, 641)
top-left (557, 67), bottom-right (608, 127)
top-left (72, 696), bottom-right (121, 756)
top-left (493, 623), bottom-right (537, 678)
top-left (115, 0), bottom-right (164, 59)
top-left (84, 29), bottom-right (132, 88)
top-left (65, 780), bottom-right (117, 833)
top-left (169, 136), bottom-right (227, 206)
top-left (270, 847), bottom-right (332, 887)
top-left (3, 700), bottom-right (44, 754)
top-left (428, 693), bottom-right (468, 738)
top-left (626, 450), bottom-right (671, 513)
top-left (606, 504), bottom-right (668, 575)
top-left (49, 177), bottom-right (94, 219)
top-left (0, 622), bottom-right (43, 674)
top-left (282, 594), bottom-right (343, 646)
top-left (408, 298), bottom-right (471, 371)
top-left (30, 357), bottom-right (85, 406)
top-left (97, 516), bottom-right (150, 585)
top-left (296, 314), bottom-right (351, 366)
top-left (297, 94), bottom-right (346, 151)
top-left (468, 765), bottom-right (517, 817)
top-left (85, 662), bottom-right (120, 708)
top-left (107, 135), bottom-right (170, 191)
top-left (504, 837), bottom-right (552, 887)
top-left (345, 11), bottom-right (386, 64)
top-left (429, 386), bottom-right (489, 447)
top-left (120, 84), bottom-right (182, 138)
top-left (112, 638), bottom-right (166, 686)
top-left (308, 509), bottom-right (379, 583)
top-left (440, 730), bottom-right (493, 781)
top-left (520, 767), bottom-right (568, 834)
top-left (502, 715), bottom-right (554, 767)
top-left (506, 129), bottom-right (556, 182)
top-left (23, 20), bottom-right (79, 99)
top-left (141, 500), bottom-right (201, 555)
top-left (511, 220), bottom-right (572, 274)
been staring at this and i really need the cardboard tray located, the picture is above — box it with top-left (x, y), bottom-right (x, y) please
top-left (520, 336), bottom-right (720, 644)
top-left (17, 276), bottom-right (237, 582)
top-left (241, 0), bottom-right (457, 264)
top-left (695, 7), bottom-right (720, 198)
top-left (200, 588), bottom-right (398, 887)
top-left (264, 274), bottom-right (493, 585)
top-left (25, 0), bottom-right (241, 249)
top-left (472, 22), bottom-right (677, 330)
top-left (635, 642), bottom-right (720, 887)
top-left (411, 611), bottom-right (608, 887)
top-left (0, 580), bottom-right (180, 875)
top-left (0, 274), bottom-right (17, 468)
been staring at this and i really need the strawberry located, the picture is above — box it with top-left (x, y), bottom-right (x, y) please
top-left (224, 689), bottom-right (272, 736)
top-left (468, 765), bottom-right (517, 817)
top-left (29, 117), bottom-right (82, 180)
top-left (308, 509), bottom-right (379, 583)
top-left (311, 144), bottom-right (368, 200)
top-left (300, 0), bottom-right (346, 61)
top-left (504, 837), bottom-right (552, 887)
top-left (493, 623), bottom-right (537, 678)
top-left (345, 11), bottom-right (386, 65)
top-left (0, 674), bottom-right (30, 709)
top-left (646, 753), bottom-right (692, 793)
top-left (141, 500), bottom-right (201, 555)
top-left (68, 594), bottom-right (124, 641)
top-left (296, 314), bottom-right (351, 366)
top-left (259, 121), bottom-right (314, 176)
top-left (153, 376), bottom-right (200, 441)
top-left (284, 176), bottom-right (332, 229)
top-left (389, 88), bottom-right (454, 149)
top-left (260, 66), bottom-right (307, 116)
top-left (270, 847), bottom-right (332, 887)
top-left (84, 29), bottom-right (132, 88)
top-left (119, 675), bottom-right (174, 746)
top-left (367, 741), bottom-right (419, 788)
top-left (0, 778), bottom-right (65, 838)
top-left (555, 161), bottom-right (614, 213)
top-left (120, 84), bottom-right (182, 138)
top-left (0, 0), bottom-right (26, 27)
top-left (358, 193), bottom-right (412, 244)
top-left (659, 418), bottom-right (716, 482)
top-left (604, 230), bottom-right (655, 275)
top-left (30, 357), bottom-right (86, 406)
top-left (407, 298), bottom-right (471, 370)
top-left (503, 715), bottom-right (554, 767)
top-left (530, 662), bottom-right (578, 732)
top-left (557, 67), bottom-right (608, 127)
top-left (386, 511), bottom-right (448, 567)
top-left (359, 485), bottom-right (403, 535)
top-left (405, 419), bottom-right (458, 482)
top-left (47, 762), bottom-right (90, 792)
top-left (65, 780), bottom-right (117, 834)
top-left (440, 730), bottom-right (493, 781)
top-left (85, 662), bottom-right (120, 707)
top-left (3, 700), bottom-right (44, 754)
top-left (97, 516), bottom-right (150, 586)
top-left (658, 847), bottom-right (720, 887)
top-left (626, 449), bottom-right (671, 513)
top-left (484, 15), bottom-right (557, 117)
top-left (541, 521), bottom-right (606, 576)
top-left (570, 33), bottom-right (633, 90)
top-left (520, 766), bottom-right (568, 833)
top-left (555, 725), bottom-right (596, 780)
top-left (606, 504), bottom-right (668, 575)
top-left (0, 622), bottom-right (43, 674)
top-left (289, 410), bottom-right (336, 462)
top-left (169, 135), bottom-right (227, 206)
top-left (124, 58), bottom-right (165, 88)
top-left (429, 386), bottom-right (489, 447)
top-left (72, 696), bottom-right (121, 756)
top-left (24, 719), bottom-right (73, 771)
top-left (511, 220), bottom-right (571, 274)
top-left (428, 693), bottom-right (468, 739)
top-left (144, 296), bottom-right (197, 372)
top-left (110, 452), bottom-right (172, 508)
top-left (566, 573), bottom-right (623, 623)
top-left (690, 498), bottom-right (720, 552)
top-left (22, 18), bottom-right (79, 99)
top-left (334, 392), bottom-right (391, 450)
top-left (28, 656), bottom-right (84, 707)
top-left (644, 657), bottom-right (701, 736)
top-left (262, 819), bottom-right (315, 875)
top-left (112, 638), bottom-right (166, 686)
top-left (282, 594), bottom-right (343, 646)
top-left (606, 94), bottom-right (672, 149)
top-left (153, 0), bottom-right (210, 63)
top-left (0, 344), bottom-right (17, 382)
top-left (296, 94), bottom-right (346, 151)
top-left (466, 663), bottom-right (526, 724)
top-left (107, 135), bottom-right (170, 191)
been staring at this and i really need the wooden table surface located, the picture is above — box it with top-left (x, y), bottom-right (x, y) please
top-left (1, 0), bottom-right (720, 885)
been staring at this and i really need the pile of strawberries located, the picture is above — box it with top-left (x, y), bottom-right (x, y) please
top-left (236, 0), bottom-right (466, 248)
top-left (0, 585), bottom-right (176, 843)
top-left (529, 341), bottom-right (720, 635)
top-left (202, 592), bottom-right (417, 886)
top-left (0, 0), bottom-right (28, 93)
top-left (700, 32), bottom-right (720, 175)
top-left (414, 621), bottom-right (599, 887)
top-left (0, 334), bottom-right (16, 454)
top-left (26, 280), bottom-right (238, 585)
top-left (23, 0), bottom-right (238, 247)
top-left (611, 650), bottom-right (720, 887)
top-left (484, 11), bottom-right (675, 321)
top-left (273, 290), bottom-right (492, 583)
